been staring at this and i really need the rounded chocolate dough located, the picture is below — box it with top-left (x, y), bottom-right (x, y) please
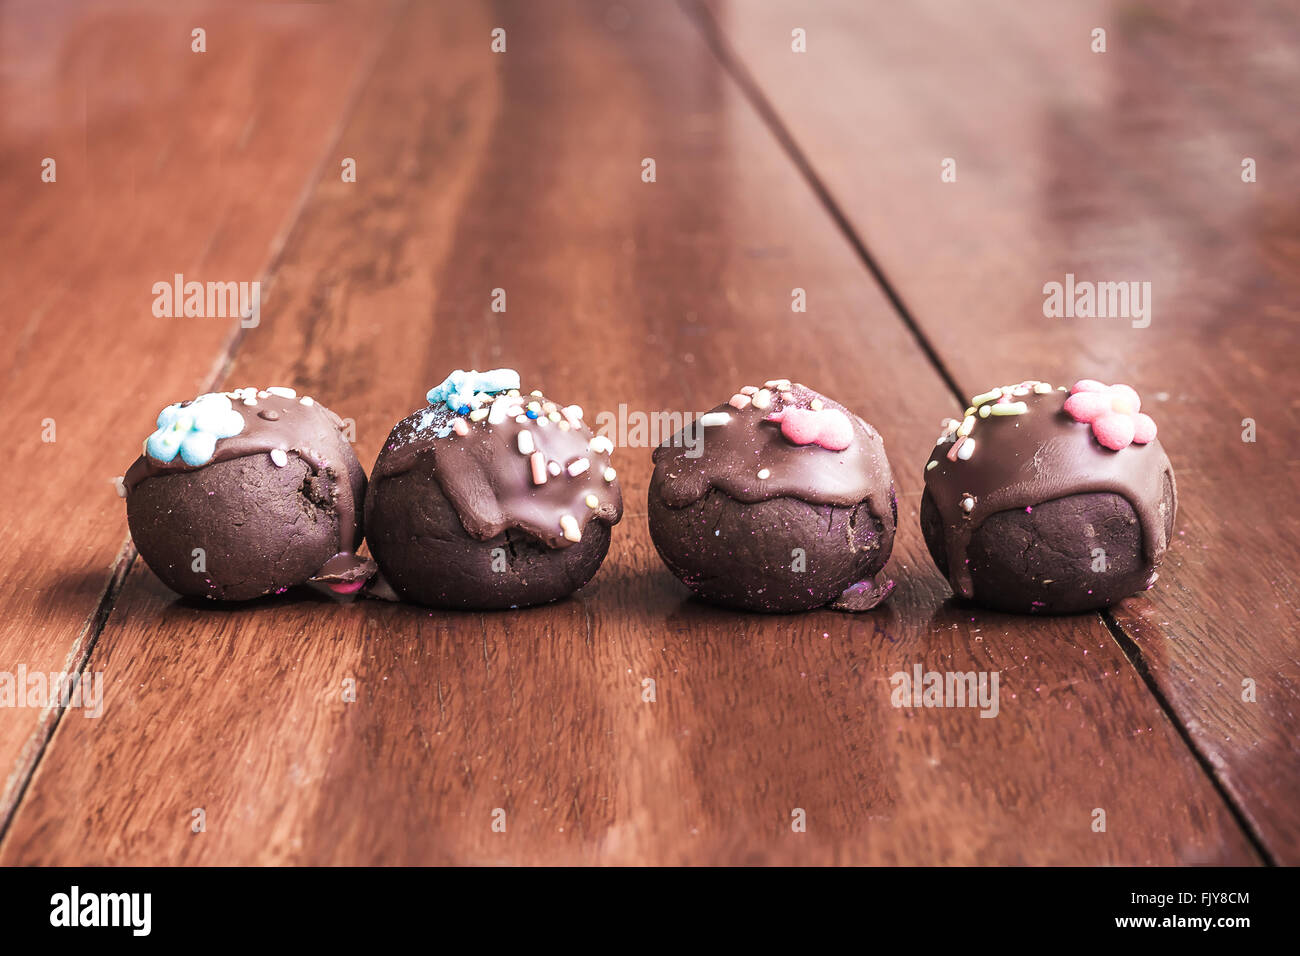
top-left (127, 449), bottom-right (366, 602)
top-left (647, 484), bottom-right (896, 613)
top-left (919, 476), bottom-right (1175, 614)
top-left (365, 457), bottom-right (612, 610)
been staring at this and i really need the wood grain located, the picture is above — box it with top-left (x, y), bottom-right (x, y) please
top-left (0, 0), bottom-right (1256, 864)
top-left (701, 0), bottom-right (1300, 860)
top-left (0, 0), bottom-right (395, 823)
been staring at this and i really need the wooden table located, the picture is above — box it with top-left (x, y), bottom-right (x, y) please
top-left (1, 0), bottom-right (1296, 866)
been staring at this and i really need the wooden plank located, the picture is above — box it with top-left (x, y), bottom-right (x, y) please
top-left (1, 0), bottom-right (1257, 864)
top-left (0, 0), bottom-right (395, 823)
top-left (699, 0), bottom-right (1300, 859)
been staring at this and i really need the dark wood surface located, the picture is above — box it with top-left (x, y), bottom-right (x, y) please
top-left (0, 0), bottom-right (1292, 865)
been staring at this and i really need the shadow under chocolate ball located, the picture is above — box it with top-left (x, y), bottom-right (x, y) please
top-left (647, 486), bottom-right (895, 613)
top-left (127, 452), bottom-right (364, 602)
top-left (365, 460), bottom-right (612, 610)
top-left (920, 481), bottom-right (1176, 615)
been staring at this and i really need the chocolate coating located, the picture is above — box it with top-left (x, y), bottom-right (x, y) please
top-left (366, 461), bottom-right (613, 609)
top-left (365, 386), bottom-right (622, 609)
top-left (648, 381), bottom-right (896, 613)
top-left (124, 390), bottom-right (371, 601)
top-left (921, 381), bottom-right (1177, 613)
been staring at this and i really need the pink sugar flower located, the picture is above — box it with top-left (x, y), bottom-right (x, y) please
top-left (766, 407), bottom-right (854, 451)
top-left (1064, 379), bottom-right (1157, 450)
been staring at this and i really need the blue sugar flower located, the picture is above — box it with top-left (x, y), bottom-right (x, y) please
top-left (426, 368), bottom-right (520, 412)
top-left (146, 392), bottom-right (245, 467)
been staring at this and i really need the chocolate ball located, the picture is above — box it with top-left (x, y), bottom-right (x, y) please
top-left (647, 380), bottom-right (896, 613)
top-left (920, 379), bottom-right (1177, 614)
top-left (122, 387), bottom-right (372, 601)
top-left (364, 370), bottom-right (623, 609)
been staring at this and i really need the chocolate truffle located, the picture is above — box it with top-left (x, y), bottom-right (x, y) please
top-left (647, 379), bottom-right (896, 613)
top-left (364, 370), bottom-right (623, 609)
top-left (122, 386), bottom-right (373, 601)
top-left (920, 379), bottom-right (1177, 614)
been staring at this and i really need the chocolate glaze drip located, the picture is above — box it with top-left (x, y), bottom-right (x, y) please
top-left (923, 386), bottom-right (1176, 599)
top-left (123, 392), bottom-right (371, 583)
top-left (372, 392), bottom-right (622, 549)
top-left (653, 383), bottom-right (896, 541)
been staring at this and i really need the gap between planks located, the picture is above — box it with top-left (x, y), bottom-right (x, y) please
top-left (677, 0), bottom-right (1274, 865)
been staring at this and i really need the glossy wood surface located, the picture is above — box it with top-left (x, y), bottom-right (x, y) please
top-left (0, 0), bottom-right (1291, 865)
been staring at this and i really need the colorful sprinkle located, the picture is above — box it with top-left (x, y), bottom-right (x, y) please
top-left (270, 448), bottom-right (289, 467)
top-left (560, 514), bottom-right (582, 542)
top-left (266, 386), bottom-right (297, 399)
top-left (989, 402), bottom-right (1028, 416)
top-left (547, 460), bottom-right (562, 477)
top-left (589, 435), bottom-right (615, 454)
top-left (585, 494), bottom-right (599, 509)
top-left (728, 393), bottom-right (752, 410)
top-left (751, 389), bottom-right (773, 410)
top-left (530, 451), bottom-right (547, 485)
top-left (699, 411), bottom-right (731, 427)
top-left (567, 457), bottom-right (590, 477)
top-left (451, 418), bottom-right (469, 436)
top-left (517, 431), bottom-right (535, 455)
top-left (757, 468), bottom-right (771, 480)
top-left (603, 466), bottom-right (617, 482)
